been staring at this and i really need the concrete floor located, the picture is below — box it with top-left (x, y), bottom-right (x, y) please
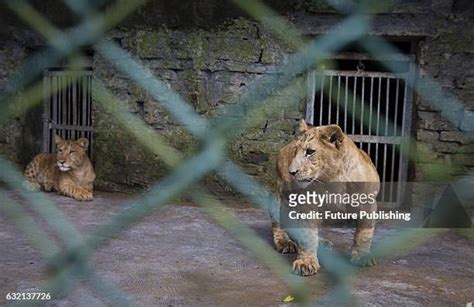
top-left (1, 191), bottom-right (473, 306)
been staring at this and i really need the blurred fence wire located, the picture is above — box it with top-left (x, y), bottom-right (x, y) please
top-left (1, 0), bottom-right (473, 305)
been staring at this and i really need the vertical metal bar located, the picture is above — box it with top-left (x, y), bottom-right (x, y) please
top-left (78, 75), bottom-right (81, 139)
top-left (383, 78), bottom-right (390, 189)
top-left (359, 76), bottom-right (364, 148)
top-left (352, 76), bottom-right (357, 134)
top-left (63, 74), bottom-right (66, 139)
top-left (68, 74), bottom-right (72, 139)
top-left (89, 74), bottom-right (94, 158)
top-left (86, 75), bottom-right (90, 130)
top-left (83, 75), bottom-right (87, 128)
top-left (394, 78), bottom-right (400, 136)
top-left (390, 78), bottom-right (400, 201)
top-left (80, 75), bottom-right (83, 140)
top-left (305, 71), bottom-right (316, 125)
top-left (51, 75), bottom-right (58, 149)
top-left (319, 75), bottom-right (325, 126)
top-left (368, 77), bottom-right (374, 156)
top-left (375, 77), bottom-right (381, 171)
top-left (42, 71), bottom-right (50, 153)
top-left (78, 76), bottom-right (82, 139)
top-left (66, 74), bottom-right (70, 139)
top-left (72, 73), bottom-right (77, 139)
top-left (328, 75), bottom-right (333, 124)
top-left (84, 75), bottom-right (89, 152)
top-left (385, 78), bottom-right (390, 137)
top-left (360, 76), bottom-right (365, 136)
top-left (67, 74), bottom-right (70, 139)
top-left (56, 75), bottom-right (60, 130)
top-left (56, 75), bottom-right (60, 140)
top-left (89, 75), bottom-right (92, 127)
top-left (48, 73), bottom-right (52, 152)
top-left (387, 144), bottom-right (393, 201)
top-left (70, 74), bottom-right (73, 139)
top-left (62, 73), bottom-right (67, 138)
top-left (59, 74), bottom-right (63, 139)
top-left (344, 75), bottom-right (348, 131)
top-left (336, 76), bottom-right (341, 125)
top-left (85, 75), bottom-right (90, 153)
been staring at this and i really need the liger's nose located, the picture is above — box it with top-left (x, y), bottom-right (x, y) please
top-left (58, 160), bottom-right (65, 164)
top-left (289, 170), bottom-right (298, 176)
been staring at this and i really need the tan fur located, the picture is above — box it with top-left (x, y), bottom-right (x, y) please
top-left (274, 120), bottom-right (380, 276)
top-left (24, 135), bottom-right (95, 201)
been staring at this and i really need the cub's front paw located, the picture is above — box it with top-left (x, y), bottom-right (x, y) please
top-left (74, 191), bottom-right (93, 201)
top-left (274, 238), bottom-right (297, 254)
top-left (351, 251), bottom-right (376, 267)
top-left (292, 256), bottom-right (320, 276)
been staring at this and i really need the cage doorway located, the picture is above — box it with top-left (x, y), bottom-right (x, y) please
top-left (305, 54), bottom-right (416, 207)
top-left (42, 68), bottom-right (94, 158)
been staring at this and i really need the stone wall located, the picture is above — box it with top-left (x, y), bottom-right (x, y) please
top-left (0, 0), bottom-right (473, 194)
top-left (93, 19), bottom-right (305, 192)
top-left (0, 32), bottom-right (44, 168)
top-left (414, 4), bottom-right (474, 181)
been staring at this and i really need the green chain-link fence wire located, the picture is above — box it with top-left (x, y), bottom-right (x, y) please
top-left (1, 0), bottom-right (473, 305)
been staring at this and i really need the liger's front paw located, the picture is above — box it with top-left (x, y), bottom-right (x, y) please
top-left (74, 191), bottom-right (93, 201)
top-left (292, 257), bottom-right (320, 276)
top-left (274, 238), bottom-right (297, 254)
top-left (351, 251), bottom-right (376, 267)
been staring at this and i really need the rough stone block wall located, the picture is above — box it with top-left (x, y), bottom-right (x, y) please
top-left (0, 33), bottom-right (44, 167)
top-left (93, 19), bottom-right (305, 192)
top-left (414, 3), bottom-right (474, 181)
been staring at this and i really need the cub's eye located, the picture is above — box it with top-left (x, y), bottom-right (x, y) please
top-left (305, 148), bottom-right (315, 157)
top-left (70, 150), bottom-right (76, 154)
top-left (58, 149), bottom-right (63, 153)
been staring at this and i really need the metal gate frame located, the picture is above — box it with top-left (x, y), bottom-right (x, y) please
top-left (42, 69), bottom-right (94, 158)
top-left (305, 54), bottom-right (416, 207)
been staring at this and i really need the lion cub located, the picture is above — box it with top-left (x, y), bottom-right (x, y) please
top-left (24, 135), bottom-right (96, 201)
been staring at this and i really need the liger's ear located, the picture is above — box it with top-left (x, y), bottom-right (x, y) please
top-left (54, 135), bottom-right (63, 145)
top-left (320, 125), bottom-right (344, 149)
top-left (76, 138), bottom-right (89, 150)
top-left (298, 119), bottom-right (309, 132)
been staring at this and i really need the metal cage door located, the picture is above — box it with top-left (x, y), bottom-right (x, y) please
top-left (306, 61), bottom-right (415, 207)
top-left (42, 69), bottom-right (94, 158)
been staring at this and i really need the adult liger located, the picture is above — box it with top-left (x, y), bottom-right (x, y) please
top-left (274, 120), bottom-right (380, 276)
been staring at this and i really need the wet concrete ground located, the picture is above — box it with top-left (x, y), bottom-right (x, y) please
top-left (1, 191), bottom-right (473, 306)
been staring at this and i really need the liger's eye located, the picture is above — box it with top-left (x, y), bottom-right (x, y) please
top-left (70, 150), bottom-right (76, 154)
top-left (305, 148), bottom-right (315, 157)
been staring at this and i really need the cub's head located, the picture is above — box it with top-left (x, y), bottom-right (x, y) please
top-left (54, 135), bottom-right (89, 172)
top-left (288, 120), bottom-right (346, 184)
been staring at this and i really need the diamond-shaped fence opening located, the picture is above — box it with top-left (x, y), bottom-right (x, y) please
top-left (1, 0), bottom-right (473, 305)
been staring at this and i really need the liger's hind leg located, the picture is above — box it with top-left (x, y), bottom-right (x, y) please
top-left (351, 224), bottom-right (376, 267)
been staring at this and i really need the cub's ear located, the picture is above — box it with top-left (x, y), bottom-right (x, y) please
top-left (54, 135), bottom-right (63, 145)
top-left (320, 125), bottom-right (344, 149)
top-left (76, 138), bottom-right (89, 150)
top-left (298, 119), bottom-right (309, 132)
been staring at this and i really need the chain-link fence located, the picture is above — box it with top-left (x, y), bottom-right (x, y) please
top-left (1, 0), bottom-right (473, 305)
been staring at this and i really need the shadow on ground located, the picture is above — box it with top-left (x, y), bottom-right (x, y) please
top-left (1, 191), bottom-right (473, 306)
